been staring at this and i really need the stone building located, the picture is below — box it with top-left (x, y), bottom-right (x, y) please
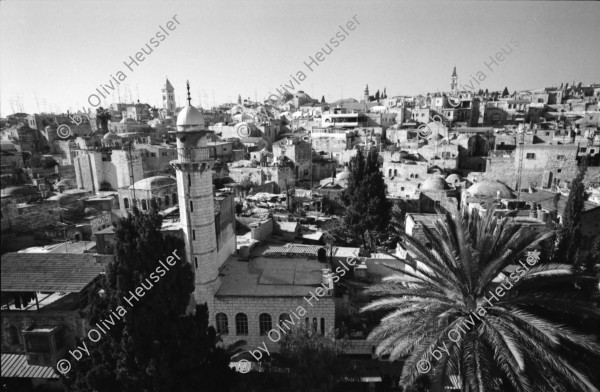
top-left (74, 148), bottom-right (143, 193)
top-left (228, 163), bottom-right (295, 194)
top-left (272, 137), bottom-right (312, 181)
top-left (117, 175), bottom-right (178, 214)
top-left (483, 144), bottom-right (580, 191)
top-left (1, 253), bottom-right (104, 384)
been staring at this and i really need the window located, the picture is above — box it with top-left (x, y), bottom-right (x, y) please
top-left (556, 155), bottom-right (566, 160)
top-left (190, 201), bottom-right (193, 212)
top-left (165, 195), bottom-right (169, 206)
top-left (259, 313), bottom-right (272, 335)
top-left (188, 174), bottom-right (191, 187)
top-left (192, 230), bottom-right (196, 240)
top-left (9, 326), bottom-right (19, 345)
top-left (312, 318), bottom-right (318, 333)
top-left (141, 199), bottom-right (148, 210)
top-left (123, 198), bottom-right (129, 209)
top-left (157, 198), bottom-right (162, 206)
top-left (401, 187), bottom-right (405, 191)
top-left (236, 313), bottom-right (248, 335)
top-left (546, 132), bottom-right (550, 136)
top-left (557, 169), bottom-right (562, 173)
top-left (580, 147), bottom-right (587, 153)
top-left (172, 194), bottom-right (177, 204)
top-left (162, 153), bottom-right (168, 156)
top-left (150, 153), bottom-right (156, 157)
top-left (526, 153), bottom-right (536, 159)
top-left (320, 318), bottom-right (325, 335)
top-left (216, 313), bottom-right (228, 335)
top-left (194, 257), bottom-right (198, 268)
top-left (590, 149), bottom-right (596, 154)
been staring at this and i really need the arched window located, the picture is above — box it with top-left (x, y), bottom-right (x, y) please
top-left (414, 174), bottom-right (419, 178)
top-left (394, 169), bottom-right (398, 176)
top-left (172, 193), bottom-right (178, 204)
top-left (235, 313), bottom-right (248, 335)
top-left (216, 313), bottom-right (228, 335)
top-left (388, 169), bottom-right (392, 177)
top-left (157, 197), bottom-right (162, 206)
top-left (259, 313), bottom-right (272, 336)
top-left (123, 198), bottom-right (129, 209)
top-left (165, 195), bottom-right (170, 206)
top-left (9, 326), bottom-right (19, 345)
top-left (312, 318), bottom-right (318, 333)
top-left (141, 199), bottom-right (148, 210)
top-left (410, 173), bottom-right (414, 178)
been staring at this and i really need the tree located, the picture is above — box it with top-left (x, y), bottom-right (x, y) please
top-left (554, 156), bottom-right (588, 265)
top-left (341, 149), bottom-right (391, 245)
top-left (375, 90), bottom-right (380, 101)
top-left (65, 204), bottom-right (234, 392)
top-left (361, 207), bottom-right (600, 392)
top-left (238, 174), bottom-right (257, 197)
top-left (502, 87), bottom-right (509, 97)
top-left (237, 94), bottom-right (242, 104)
top-left (278, 323), bottom-right (347, 392)
top-left (383, 87), bottom-right (387, 99)
top-left (321, 95), bottom-right (326, 104)
top-left (96, 107), bottom-right (111, 132)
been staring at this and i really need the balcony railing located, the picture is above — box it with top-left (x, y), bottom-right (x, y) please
top-left (175, 147), bottom-right (216, 163)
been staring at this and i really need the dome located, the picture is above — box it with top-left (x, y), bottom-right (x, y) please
top-left (48, 193), bottom-right (77, 206)
top-left (56, 179), bottom-right (75, 188)
top-left (336, 167), bottom-right (350, 181)
top-left (103, 132), bottom-right (121, 140)
top-left (84, 207), bottom-right (99, 215)
top-left (421, 176), bottom-right (449, 191)
top-left (129, 176), bottom-right (176, 191)
top-left (230, 105), bottom-right (244, 115)
top-left (1, 186), bottom-right (38, 196)
top-left (446, 174), bottom-right (462, 185)
top-left (176, 106), bottom-right (205, 129)
top-left (466, 181), bottom-right (512, 198)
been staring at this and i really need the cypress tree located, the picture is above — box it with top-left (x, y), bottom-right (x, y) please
top-left (554, 156), bottom-right (588, 264)
top-left (341, 149), bottom-right (391, 245)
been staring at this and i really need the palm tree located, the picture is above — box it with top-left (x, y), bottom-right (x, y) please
top-left (361, 207), bottom-right (600, 392)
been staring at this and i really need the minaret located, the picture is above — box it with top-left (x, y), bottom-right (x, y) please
top-left (170, 81), bottom-right (219, 314)
top-left (451, 67), bottom-right (458, 93)
top-left (162, 78), bottom-right (176, 115)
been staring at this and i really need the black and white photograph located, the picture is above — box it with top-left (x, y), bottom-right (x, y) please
top-left (1, 1), bottom-right (599, 391)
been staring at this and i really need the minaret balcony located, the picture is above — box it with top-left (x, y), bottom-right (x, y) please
top-left (173, 147), bottom-right (215, 163)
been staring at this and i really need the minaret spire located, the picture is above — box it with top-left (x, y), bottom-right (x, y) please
top-left (186, 80), bottom-right (192, 106)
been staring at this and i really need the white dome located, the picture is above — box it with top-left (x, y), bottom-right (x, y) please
top-left (176, 106), bottom-right (205, 129)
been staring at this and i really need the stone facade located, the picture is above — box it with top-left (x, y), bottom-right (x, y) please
top-left (215, 295), bottom-right (335, 353)
top-left (484, 144), bottom-right (579, 190)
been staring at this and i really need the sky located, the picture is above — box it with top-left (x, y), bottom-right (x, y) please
top-left (1, 0), bottom-right (599, 116)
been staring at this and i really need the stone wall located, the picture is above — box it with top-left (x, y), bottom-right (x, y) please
top-left (215, 295), bottom-right (335, 353)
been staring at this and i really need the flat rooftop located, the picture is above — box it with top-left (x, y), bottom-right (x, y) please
top-left (216, 255), bottom-right (326, 297)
